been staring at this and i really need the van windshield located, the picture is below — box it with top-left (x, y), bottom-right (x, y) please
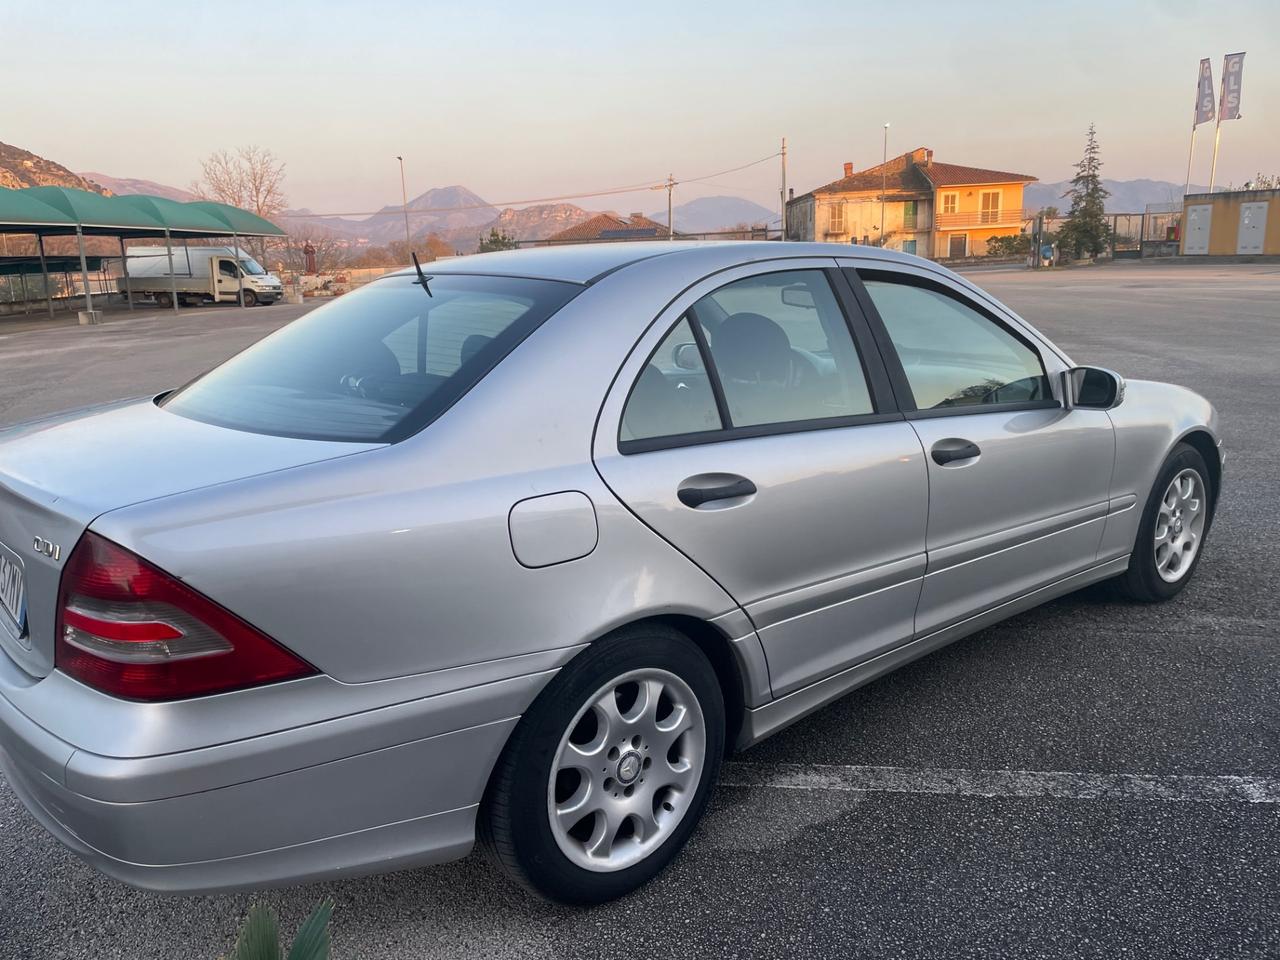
top-left (161, 273), bottom-right (579, 442)
top-left (239, 258), bottom-right (267, 275)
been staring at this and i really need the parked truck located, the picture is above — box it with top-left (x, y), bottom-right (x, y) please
top-left (116, 246), bottom-right (284, 307)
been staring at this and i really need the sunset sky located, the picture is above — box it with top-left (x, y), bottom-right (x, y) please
top-left (8, 0), bottom-right (1277, 218)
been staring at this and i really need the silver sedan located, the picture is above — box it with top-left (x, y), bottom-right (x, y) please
top-left (0, 242), bottom-right (1221, 903)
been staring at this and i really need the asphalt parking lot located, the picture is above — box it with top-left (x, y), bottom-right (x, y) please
top-left (1, 262), bottom-right (1277, 959)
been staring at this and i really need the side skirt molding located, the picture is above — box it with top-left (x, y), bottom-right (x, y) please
top-left (737, 555), bottom-right (1130, 749)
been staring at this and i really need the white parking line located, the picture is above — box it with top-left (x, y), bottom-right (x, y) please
top-left (722, 762), bottom-right (1280, 804)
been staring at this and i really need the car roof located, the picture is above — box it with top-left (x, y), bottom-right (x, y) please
top-left (385, 241), bottom-right (928, 285)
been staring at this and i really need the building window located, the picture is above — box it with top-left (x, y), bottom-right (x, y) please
top-left (941, 192), bottom-right (958, 215)
top-left (980, 190), bottom-right (1001, 224)
top-left (903, 201), bottom-right (917, 230)
top-left (828, 202), bottom-right (845, 234)
top-left (902, 239), bottom-right (917, 255)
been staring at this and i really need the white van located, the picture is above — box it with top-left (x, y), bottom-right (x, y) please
top-left (118, 246), bottom-right (284, 307)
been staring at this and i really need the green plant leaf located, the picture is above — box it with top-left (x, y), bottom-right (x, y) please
top-left (230, 904), bottom-right (282, 960)
top-left (285, 900), bottom-right (334, 960)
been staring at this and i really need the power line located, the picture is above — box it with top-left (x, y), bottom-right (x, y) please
top-left (279, 151), bottom-right (782, 221)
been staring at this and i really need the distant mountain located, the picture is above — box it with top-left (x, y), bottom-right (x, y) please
top-left (649, 195), bottom-right (777, 233)
top-left (1, 142), bottom-right (107, 193)
top-left (1025, 178), bottom-right (1206, 214)
top-left (79, 172), bottom-right (195, 202)
top-left (361, 185), bottom-right (497, 244)
top-left (486, 203), bottom-right (595, 242)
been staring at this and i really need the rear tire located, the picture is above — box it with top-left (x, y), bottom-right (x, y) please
top-left (154, 291), bottom-right (173, 309)
top-left (481, 624), bottom-right (724, 904)
top-left (1114, 442), bottom-right (1213, 602)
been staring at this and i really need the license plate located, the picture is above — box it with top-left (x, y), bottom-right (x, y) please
top-left (0, 540), bottom-right (26, 634)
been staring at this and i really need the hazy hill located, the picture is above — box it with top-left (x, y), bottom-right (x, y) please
top-left (1, 142), bottom-right (108, 193)
top-left (486, 203), bottom-right (595, 242)
top-left (80, 171), bottom-right (195, 202)
top-left (1025, 178), bottom-right (1206, 214)
top-left (649, 195), bottom-right (777, 232)
top-left (360, 185), bottom-right (497, 244)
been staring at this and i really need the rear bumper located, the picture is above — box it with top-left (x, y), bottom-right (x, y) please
top-left (0, 666), bottom-right (534, 894)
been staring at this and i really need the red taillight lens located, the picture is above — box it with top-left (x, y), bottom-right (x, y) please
top-left (55, 532), bottom-right (315, 701)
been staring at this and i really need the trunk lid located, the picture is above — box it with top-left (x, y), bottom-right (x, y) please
top-left (0, 398), bottom-right (380, 676)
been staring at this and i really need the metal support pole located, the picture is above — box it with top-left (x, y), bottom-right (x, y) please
top-left (19, 267), bottom-right (30, 315)
top-left (1208, 120), bottom-right (1223, 192)
top-left (75, 225), bottom-right (94, 314)
top-left (233, 231), bottom-right (245, 307)
top-left (37, 235), bottom-right (53, 318)
top-left (118, 236), bottom-right (133, 310)
top-left (666, 175), bottom-right (674, 239)
top-left (164, 228), bottom-right (179, 313)
top-left (1184, 124), bottom-right (1198, 198)
top-left (880, 123), bottom-right (890, 245)
top-left (397, 156), bottom-right (411, 248)
top-left (780, 137), bottom-right (787, 241)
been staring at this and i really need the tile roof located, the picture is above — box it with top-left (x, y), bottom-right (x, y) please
top-left (547, 212), bottom-right (673, 242)
top-left (801, 147), bottom-right (1037, 200)
top-left (920, 161), bottom-right (1037, 187)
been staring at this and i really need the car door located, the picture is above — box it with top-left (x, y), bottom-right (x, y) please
top-left (216, 258), bottom-right (241, 301)
top-left (593, 261), bottom-right (929, 698)
top-left (843, 264), bottom-right (1115, 636)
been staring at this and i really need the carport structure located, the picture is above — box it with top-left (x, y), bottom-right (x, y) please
top-left (0, 186), bottom-right (285, 319)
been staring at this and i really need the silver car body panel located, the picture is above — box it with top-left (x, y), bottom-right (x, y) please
top-left (0, 242), bottom-right (1220, 893)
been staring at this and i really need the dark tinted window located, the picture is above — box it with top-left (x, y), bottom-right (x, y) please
top-left (860, 275), bottom-right (1050, 410)
top-left (162, 274), bottom-right (578, 442)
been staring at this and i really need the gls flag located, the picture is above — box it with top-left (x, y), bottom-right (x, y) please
top-left (1195, 59), bottom-right (1215, 125)
top-left (1219, 52), bottom-right (1246, 121)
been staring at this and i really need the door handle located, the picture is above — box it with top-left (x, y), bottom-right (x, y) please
top-left (930, 438), bottom-right (981, 465)
top-left (677, 475), bottom-right (757, 508)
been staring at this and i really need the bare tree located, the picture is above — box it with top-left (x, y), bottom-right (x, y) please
top-left (192, 146), bottom-right (288, 263)
top-left (277, 226), bottom-right (350, 276)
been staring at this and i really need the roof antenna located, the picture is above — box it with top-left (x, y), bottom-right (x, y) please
top-left (410, 251), bottom-right (433, 297)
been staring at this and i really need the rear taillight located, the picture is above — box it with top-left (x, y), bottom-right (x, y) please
top-left (55, 532), bottom-right (315, 701)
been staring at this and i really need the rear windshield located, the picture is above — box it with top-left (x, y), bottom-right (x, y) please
top-left (161, 273), bottom-right (578, 442)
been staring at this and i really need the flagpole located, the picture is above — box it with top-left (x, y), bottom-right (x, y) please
top-left (1208, 118), bottom-right (1223, 193)
top-left (1184, 121), bottom-right (1197, 198)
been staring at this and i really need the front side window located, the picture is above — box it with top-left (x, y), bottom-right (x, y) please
top-left (619, 270), bottom-right (875, 445)
top-left (218, 260), bottom-right (239, 278)
top-left (859, 273), bottom-right (1051, 411)
top-left (163, 274), bottom-right (578, 442)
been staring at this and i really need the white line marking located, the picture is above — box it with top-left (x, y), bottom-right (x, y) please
top-left (722, 762), bottom-right (1280, 804)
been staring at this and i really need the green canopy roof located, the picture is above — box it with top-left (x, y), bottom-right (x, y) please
top-left (0, 255), bottom-right (105, 277)
top-left (186, 201), bottom-right (286, 237)
top-left (0, 188), bottom-right (76, 228)
top-left (22, 186), bottom-right (165, 232)
top-left (0, 187), bottom-right (286, 238)
top-left (112, 194), bottom-right (237, 236)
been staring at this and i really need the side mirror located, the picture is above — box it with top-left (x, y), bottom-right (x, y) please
top-left (1063, 366), bottom-right (1125, 410)
top-left (672, 341), bottom-right (703, 371)
top-left (780, 284), bottom-right (816, 309)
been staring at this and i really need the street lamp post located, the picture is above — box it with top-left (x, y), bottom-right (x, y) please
top-left (880, 122), bottom-right (890, 245)
top-left (396, 155), bottom-right (411, 248)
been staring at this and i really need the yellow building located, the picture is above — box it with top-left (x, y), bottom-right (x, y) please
top-left (786, 147), bottom-right (1037, 259)
top-left (1181, 188), bottom-right (1280, 256)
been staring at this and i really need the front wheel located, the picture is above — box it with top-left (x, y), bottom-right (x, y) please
top-left (241, 289), bottom-right (257, 307)
top-left (481, 624), bottom-right (724, 904)
top-left (1115, 442), bottom-right (1213, 602)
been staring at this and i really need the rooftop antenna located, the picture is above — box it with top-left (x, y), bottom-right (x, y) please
top-left (410, 251), bottom-right (433, 296)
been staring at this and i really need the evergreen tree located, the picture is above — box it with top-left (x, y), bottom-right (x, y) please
top-left (1059, 124), bottom-right (1111, 259)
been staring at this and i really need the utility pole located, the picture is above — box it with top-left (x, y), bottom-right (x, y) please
top-left (780, 137), bottom-right (788, 241)
top-left (666, 174), bottom-right (675, 239)
top-left (880, 123), bottom-right (890, 245)
top-left (396, 155), bottom-right (411, 247)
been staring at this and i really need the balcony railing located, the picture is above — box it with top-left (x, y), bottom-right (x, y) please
top-left (935, 207), bottom-right (1031, 230)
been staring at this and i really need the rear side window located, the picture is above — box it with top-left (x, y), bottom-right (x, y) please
top-left (619, 269), bottom-right (875, 448)
top-left (859, 275), bottom-right (1051, 410)
top-left (162, 274), bottom-right (578, 442)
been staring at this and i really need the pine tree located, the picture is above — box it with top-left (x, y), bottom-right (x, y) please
top-left (1059, 124), bottom-right (1111, 259)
